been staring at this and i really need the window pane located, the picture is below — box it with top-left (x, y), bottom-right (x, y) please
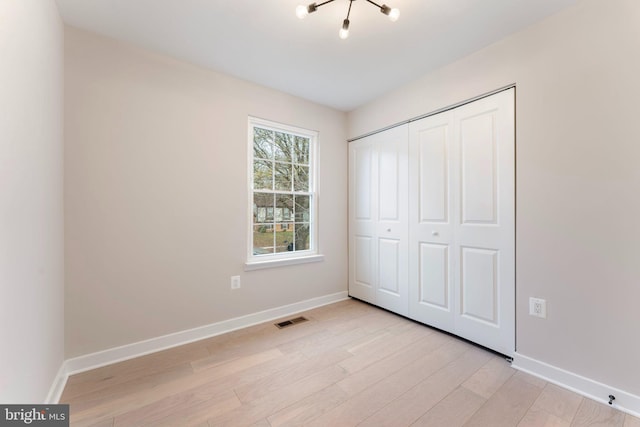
top-left (250, 119), bottom-right (316, 261)
top-left (274, 132), bottom-right (293, 162)
top-left (294, 136), bottom-right (310, 165)
top-left (274, 163), bottom-right (292, 191)
top-left (253, 193), bottom-right (274, 223)
top-left (294, 223), bottom-right (310, 251)
top-left (253, 160), bottom-right (273, 190)
top-left (275, 224), bottom-right (294, 253)
top-left (254, 128), bottom-right (274, 160)
top-left (253, 224), bottom-right (274, 255)
top-left (293, 165), bottom-right (309, 192)
top-left (275, 194), bottom-right (294, 222)
top-left (295, 195), bottom-right (310, 222)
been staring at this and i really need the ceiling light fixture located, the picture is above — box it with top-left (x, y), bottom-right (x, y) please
top-left (296, 0), bottom-right (400, 39)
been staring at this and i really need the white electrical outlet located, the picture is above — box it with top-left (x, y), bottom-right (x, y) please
top-left (529, 297), bottom-right (547, 318)
top-left (231, 275), bottom-right (241, 290)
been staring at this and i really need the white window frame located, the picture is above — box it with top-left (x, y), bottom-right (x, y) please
top-left (245, 117), bottom-right (323, 271)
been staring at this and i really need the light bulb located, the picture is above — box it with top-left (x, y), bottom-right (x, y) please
top-left (296, 5), bottom-right (309, 19)
top-left (339, 19), bottom-right (350, 39)
top-left (388, 8), bottom-right (400, 22)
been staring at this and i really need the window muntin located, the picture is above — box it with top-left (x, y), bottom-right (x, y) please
top-left (249, 118), bottom-right (317, 260)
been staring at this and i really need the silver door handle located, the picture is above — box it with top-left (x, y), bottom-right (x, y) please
top-left (432, 231), bottom-right (439, 236)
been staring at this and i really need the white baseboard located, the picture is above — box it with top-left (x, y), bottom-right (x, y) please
top-left (61, 291), bottom-right (349, 381)
top-left (512, 353), bottom-right (640, 418)
top-left (45, 363), bottom-right (68, 404)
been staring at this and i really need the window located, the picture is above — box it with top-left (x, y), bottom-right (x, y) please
top-left (247, 117), bottom-right (321, 268)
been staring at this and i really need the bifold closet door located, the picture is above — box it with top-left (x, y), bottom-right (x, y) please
top-left (409, 89), bottom-right (515, 356)
top-left (348, 125), bottom-right (409, 316)
top-left (408, 111), bottom-right (456, 332)
top-left (454, 90), bottom-right (515, 355)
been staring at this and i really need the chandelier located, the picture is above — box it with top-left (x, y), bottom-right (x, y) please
top-left (296, 0), bottom-right (400, 39)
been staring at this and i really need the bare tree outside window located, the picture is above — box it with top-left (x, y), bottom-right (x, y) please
top-left (250, 120), bottom-right (316, 258)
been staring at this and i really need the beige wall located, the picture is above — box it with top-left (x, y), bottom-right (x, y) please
top-left (64, 27), bottom-right (348, 358)
top-left (349, 0), bottom-right (640, 396)
top-left (0, 0), bottom-right (64, 402)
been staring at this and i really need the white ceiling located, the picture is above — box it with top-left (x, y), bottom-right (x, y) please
top-left (56, 0), bottom-right (578, 111)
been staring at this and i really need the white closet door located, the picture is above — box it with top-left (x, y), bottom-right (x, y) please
top-left (374, 125), bottom-right (409, 315)
top-left (453, 89), bottom-right (515, 356)
top-left (349, 138), bottom-right (377, 304)
top-left (349, 125), bottom-right (409, 316)
top-left (409, 88), bottom-right (514, 356)
top-left (408, 112), bottom-right (455, 330)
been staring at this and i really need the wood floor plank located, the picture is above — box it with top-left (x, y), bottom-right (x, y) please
top-left (336, 331), bottom-right (451, 397)
top-left (247, 419), bottom-right (272, 427)
top-left (274, 328), bottom-right (336, 354)
top-left (199, 322), bottom-right (320, 369)
top-left (625, 415), bottom-right (640, 427)
top-left (341, 329), bottom-right (391, 355)
top-left (530, 383), bottom-right (583, 422)
top-left (572, 398), bottom-right (626, 427)
top-left (306, 339), bottom-right (473, 427)
top-left (513, 370), bottom-right (548, 389)
top-left (233, 347), bottom-right (352, 403)
top-left (206, 365), bottom-right (348, 426)
top-left (75, 418), bottom-right (114, 427)
top-left (339, 323), bottom-right (433, 374)
top-left (358, 346), bottom-right (492, 426)
top-left (66, 362), bottom-right (195, 414)
top-left (517, 406), bottom-right (570, 427)
top-left (266, 384), bottom-right (349, 426)
top-left (297, 326), bottom-right (371, 358)
top-left (191, 348), bottom-right (283, 373)
top-left (64, 340), bottom-right (208, 387)
top-left (68, 349), bottom-right (297, 424)
top-left (320, 312), bottom-right (383, 335)
top-left (461, 355), bottom-right (515, 399)
top-left (273, 303), bottom-right (378, 357)
top-left (463, 373), bottom-right (545, 427)
top-left (63, 342), bottom-right (209, 400)
top-left (112, 388), bottom-right (240, 427)
top-left (410, 386), bottom-right (486, 427)
top-left (306, 299), bottom-right (375, 322)
top-left (329, 308), bottom-right (404, 336)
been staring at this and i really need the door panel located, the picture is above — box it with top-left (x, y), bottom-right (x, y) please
top-left (418, 243), bottom-right (449, 308)
top-left (354, 147), bottom-right (373, 220)
top-left (354, 236), bottom-right (373, 288)
top-left (409, 113), bottom-right (455, 329)
top-left (378, 239), bottom-right (400, 294)
top-left (375, 125), bottom-right (409, 315)
top-left (460, 111), bottom-right (498, 224)
top-left (419, 124), bottom-right (449, 223)
top-left (349, 125), bottom-right (408, 315)
top-left (460, 247), bottom-right (499, 325)
top-left (349, 142), bottom-right (376, 303)
top-left (453, 89), bottom-right (515, 356)
top-left (378, 146), bottom-right (400, 221)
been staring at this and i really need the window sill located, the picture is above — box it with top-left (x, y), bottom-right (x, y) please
top-left (244, 254), bottom-right (325, 271)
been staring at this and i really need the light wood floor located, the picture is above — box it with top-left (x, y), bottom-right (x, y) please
top-left (62, 299), bottom-right (638, 427)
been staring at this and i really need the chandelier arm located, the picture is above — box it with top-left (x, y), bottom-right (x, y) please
top-left (316, 0), bottom-right (336, 8)
top-left (363, 0), bottom-right (383, 9)
top-left (345, 0), bottom-right (354, 20)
